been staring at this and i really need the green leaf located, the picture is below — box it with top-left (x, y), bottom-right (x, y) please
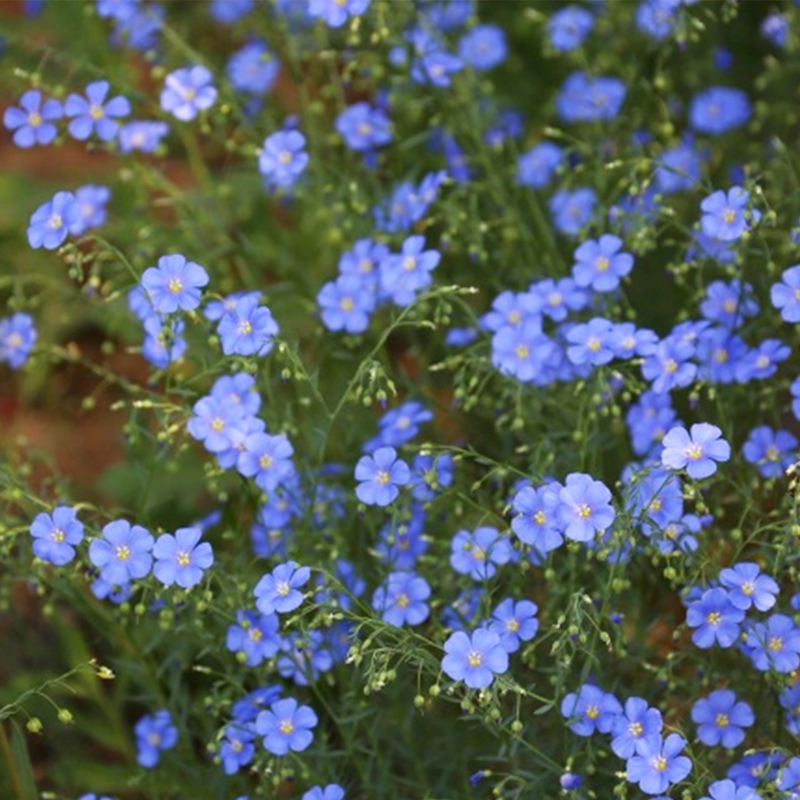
top-left (7, 720), bottom-right (38, 800)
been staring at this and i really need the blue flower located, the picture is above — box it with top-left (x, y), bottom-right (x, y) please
top-left (610, 697), bottom-right (663, 759)
top-left (96, 0), bottom-right (140, 20)
top-left (335, 102), bottom-right (392, 152)
top-left (692, 690), bottom-right (754, 748)
top-left (64, 81), bottom-right (130, 142)
top-left (516, 142), bottom-right (563, 189)
top-left (572, 234), bottom-right (634, 292)
top-left (152, 527), bottom-right (214, 589)
top-left (238, 432), bottom-right (295, 492)
top-left (450, 526), bottom-right (514, 580)
top-left (226, 610), bottom-right (280, 666)
top-left (442, 627), bottom-right (509, 689)
top-left (3, 89), bottom-right (62, 147)
top-left (689, 87), bottom-right (751, 135)
top-left (135, 710), bottom-right (178, 768)
top-left (160, 66), bottom-right (217, 121)
top-left (0, 313), bottom-right (37, 369)
top-left (561, 684), bottom-right (622, 736)
top-left (700, 279), bottom-right (758, 328)
top-left (565, 317), bottom-right (615, 366)
top-left (409, 453), bottom-right (454, 502)
top-left (532, 277), bottom-right (588, 321)
top-left (560, 773), bottom-right (583, 791)
top-left (656, 139), bottom-right (703, 193)
top-left (232, 686), bottom-right (283, 724)
top-left (686, 587), bottom-right (744, 648)
top-left (511, 484), bottom-right (563, 553)
top-left (227, 40), bottom-right (280, 95)
top-left (142, 315), bottom-right (186, 369)
top-left (379, 235), bottom-right (440, 306)
top-left (662, 423), bottom-right (730, 479)
top-left (625, 734), bottom-right (692, 795)
top-left (700, 778), bottom-right (762, 800)
top-left (626, 390), bottom-right (678, 457)
top-left (217, 294), bottom-right (279, 356)
top-left (141, 254), bottom-right (209, 314)
top-left (376, 508), bottom-right (428, 569)
top-left (307, 0), bottom-right (369, 27)
top-left (557, 473), bottom-right (615, 543)
top-left (372, 571), bottom-right (431, 627)
top-left (220, 724), bottom-right (256, 775)
top-left (118, 120), bottom-right (169, 153)
top-left (337, 237), bottom-right (389, 287)
top-left (457, 24), bottom-right (507, 70)
top-left (736, 339), bottom-right (790, 383)
top-left (254, 561), bottom-right (310, 615)
top-left (27, 191), bottom-right (79, 250)
top-left (276, 630), bottom-right (334, 685)
top-left (609, 323), bottom-right (658, 360)
top-left (258, 130), bottom-right (309, 189)
top-left (549, 187), bottom-right (596, 236)
top-left (488, 598), bottom-right (538, 653)
top-left (770, 266), bottom-right (800, 323)
top-left (209, 0), bottom-right (253, 22)
top-left (744, 614), bottom-right (800, 673)
top-left (742, 427), bottom-right (797, 479)
top-left (480, 290), bottom-right (543, 333)
top-left (491, 321), bottom-right (557, 384)
top-left (761, 12), bottom-right (788, 48)
top-left (318, 274), bottom-right (376, 333)
top-left (354, 446), bottom-right (410, 506)
top-left (364, 402), bottom-right (432, 451)
top-left (547, 6), bottom-right (594, 51)
top-left (700, 187), bottom-right (750, 241)
top-left (69, 184), bottom-right (111, 236)
top-left (636, 0), bottom-right (681, 40)
top-left (413, 50), bottom-right (463, 88)
top-left (89, 520), bottom-right (154, 585)
top-left (30, 506), bottom-right (84, 566)
top-left (556, 71), bottom-right (626, 123)
top-left (302, 785), bottom-right (345, 800)
top-left (255, 697), bottom-right (318, 755)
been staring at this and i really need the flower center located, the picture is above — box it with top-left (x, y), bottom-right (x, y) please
top-left (276, 580), bottom-right (291, 596)
top-left (116, 545), bottom-right (131, 561)
top-left (376, 470), bottom-right (391, 485)
top-left (506, 618), bottom-right (520, 633)
top-left (723, 208), bottom-right (737, 224)
top-left (259, 454), bottom-right (274, 469)
top-left (769, 636), bottom-right (784, 652)
top-left (177, 551), bottom-right (191, 567)
top-left (184, 87), bottom-right (197, 101)
top-left (576, 503), bottom-right (592, 519)
top-left (148, 732), bottom-right (161, 746)
top-left (51, 528), bottom-right (65, 543)
top-left (507, 310), bottom-right (521, 325)
top-left (467, 650), bottom-right (483, 667)
top-left (715, 713), bottom-right (729, 728)
top-left (741, 581), bottom-right (755, 595)
top-left (766, 446), bottom-right (779, 462)
top-left (239, 320), bottom-right (253, 335)
top-left (515, 344), bottom-right (530, 360)
top-left (231, 738), bottom-right (243, 752)
top-left (396, 593), bottom-right (410, 608)
top-left (89, 104), bottom-right (104, 120)
top-left (28, 111), bottom-right (42, 127)
top-left (402, 256), bottom-right (417, 272)
top-left (534, 511), bottom-right (546, 526)
top-left (357, 122), bottom-right (373, 138)
top-left (628, 721), bottom-right (643, 737)
top-left (650, 498), bottom-right (662, 512)
top-left (358, 258), bottom-right (373, 274)
top-left (472, 546), bottom-right (486, 561)
top-left (707, 611), bottom-right (721, 626)
top-left (595, 256), bottom-right (610, 272)
top-left (168, 277), bottom-right (183, 294)
top-left (686, 443), bottom-right (703, 460)
top-left (723, 299), bottom-right (736, 313)
top-left (340, 296), bottom-right (355, 312)
top-left (714, 348), bottom-right (728, 364)
top-left (278, 150), bottom-right (293, 165)
top-left (279, 719), bottom-right (294, 735)
top-left (8, 332), bottom-right (22, 348)
top-left (585, 704), bottom-right (599, 720)
top-left (547, 292), bottom-right (562, 307)
top-left (651, 755), bottom-right (668, 772)
top-left (586, 336), bottom-right (601, 352)
top-left (211, 417), bottom-right (225, 432)
top-left (664, 358), bottom-right (678, 374)
top-left (48, 213), bottom-right (63, 231)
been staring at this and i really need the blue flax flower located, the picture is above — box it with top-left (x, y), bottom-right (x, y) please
top-left (611, 697), bottom-right (663, 759)
top-left (254, 561), bottom-right (310, 615)
top-left (372, 571), bottom-right (431, 627)
top-left (442, 627), bottom-right (509, 689)
top-left (255, 697), bottom-right (318, 755)
top-left (566, 317), bottom-right (615, 366)
top-left (770, 266), bottom-right (800, 323)
top-left (686, 587), bottom-right (744, 648)
top-left (0, 313), bottom-right (37, 369)
top-left (227, 41), bottom-right (280, 95)
top-left (29, 506), bottom-right (84, 566)
top-left (335, 102), bottom-right (392, 152)
top-left (141, 254), bottom-right (209, 314)
top-left (661, 423), bottom-right (730, 479)
top-left (70, 184), bottom-right (111, 236)
top-left (258, 130), bottom-right (309, 189)
top-left (160, 66), bottom-right (217, 121)
top-left (152, 527), bottom-right (214, 589)
top-left (561, 684), bottom-right (622, 736)
top-left (700, 779), bottom-right (761, 800)
top-left (700, 187), bottom-right (750, 242)
top-left (488, 598), bottom-right (539, 653)
top-left (557, 473), bottom-right (615, 543)
top-left (516, 142), bottom-right (563, 189)
top-left (720, 562), bottom-right (779, 612)
top-left (217, 294), bottom-right (279, 356)
top-left (226, 610), bottom-right (280, 666)
top-left (547, 6), bottom-right (594, 51)
top-left (511, 484), bottom-right (563, 553)
top-left (458, 24), bottom-right (507, 70)
top-left (89, 520), bottom-right (154, 585)
top-left (364, 401), bottom-right (432, 451)
top-left (187, 394), bottom-right (247, 454)
top-left (308, 0), bottom-right (369, 27)
top-left (549, 187), bottom-right (596, 236)
top-left (302, 786), bottom-right (345, 800)
top-left (135, 710), bottom-right (177, 768)
top-left (572, 234), bottom-right (634, 292)
top-left (692, 690), bottom-right (754, 748)
top-left (118, 120), bottom-right (169, 153)
top-left (641, 336), bottom-right (697, 394)
top-left (742, 427), bottom-right (797, 479)
top-left (3, 90), bottom-right (62, 147)
top-left (450, 526), bottom-right (514, 580)
top-left (27, 191), bottom-right (79, 250)
top-left (220, 724), bottom-right (256, 775)
top-left (238, 433), bottom-right (295, 492)
top-left (64, 81), bottom-right (130, 141)
top-left (626, 734), bottom-right (692, 795)
top-left (354, 446), bottom-right (410, 506)
top-left (690, 87), bottom-right (750, 135)
top-left (318, 274), bottom-right (376, 334)
top-left (744, 614), bottom-right (800, 673)
top-left (379, 235), bottom-right (440, 307)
